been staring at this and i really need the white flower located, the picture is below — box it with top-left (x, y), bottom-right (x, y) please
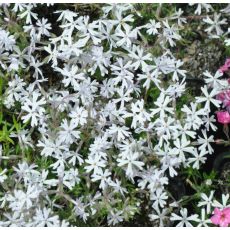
top-left (123, 99), bottom-right (151, 129)
top-left (150, 189), bottom-right (168, 209)
top-left (44, 44), bottom-right (59, 67)
top-left (137, 65), bottom-right (161, 89)
top-left (88, 46), bottom-right (111, 76)
top-left (111, 57), bottom-right (134, 88)
top-left (212, 194), bottom-right (230, 209)
top-left (202, 115), bottom-right (217, 132)
top-left (33, 208), bottom-right (60, 227)
top-left (58, 119), bottom-right (80, 144)
top-left (203, 70), bottom-right (227, 89)
top-left (128, 45), bottom-right (152, 70)
top-left (149, 207), bottom-right (169, 227)
top-left (85, 155), bottom-right (107, 174)
top-left (171, 8), bottom-right (187, 27)
top-left (107, 209), bottom-right (124, 226)
top-left (151, 93), bottom-right (174, 118)
top-left (113, 88), bottom-right (133, 108)
top-left (187, 148), bottom-right (207, 169)
top-left (145, 19), bottom-right (161, 35)
top-left (225, 38), bottom-right (230, 46)
top-left (37, 137), bottom-right (68, 157)
top-left (7, 185), bottom-right (39, 211)
top-left (0, 169), bottom-right (7, 183)
top-left (147, 169), bottom-right (168, 192)
top-left (12, 3), bottom-right (27, 13)
top-left (170, 208), bottom-right (199, 227)
top-left (112, 10), bottom-right (134, 28)
top-left (181, 102), bottom-right (204, 130)
top-left (55, 9), bottom-right (78, 22)
top-left (173, 135), bottom-right (194, 163)
top-left (117, 152), bottom-right (144, 178)
top-left (154, 116), bottom-right (178, 147)
top-left (159, 151), bottom-right (179, 178)
top-left (0, 29), bottom-right (16, 51)
top-left (21, 92), bottom-right (46, 127)
top-left (198, 191), bottom-right (215, 214)
top-left (196, 208), bottom-right (212, 227)
top-left (115, 24), bottom-right (137, 48)
top-left (68, 150), bottom-right (84, 166)
top-left (91, 168), bottom-right (111, 190)
top-left (172, 59), bottom-right (187, 81)
top-left (19, 4), bottom-right (38, 24)
top-left (13, 161), bottom-right (38, 182)
top-left (36, 17), bottom-right (51, 38)
top-left (162, 20), bottom-right (181, 47)
top-left (109, 179), bottom-right (127, 196)
top-left (11, 129), bottom-right (33, 149)
top-left (75, 78), bottom-right (99, 104)
top-left (76, 15), bottom-right (101, 45)
top-left (175, 123), bottom-right (196, 140)
top-left (190, 3), bottom-right (213, 15)
top-left (73, 198), bottom-right (89, 222)
top-left (69, 106), bottom-right (88, 126)
top-left (63, 168), bottom-right (80, 189)
top-left (203, 13), bottom-right (227, 36)
top-left (153, 55), bottom-right (175, 75)
top-left (56, 64), bottom-right (85, 88)
top-left (196, 86), bottom-right (221, 112)
top-left (108, 124), bottom-right (131, 142)
top-left (197, 129), bottom-right (214, 155)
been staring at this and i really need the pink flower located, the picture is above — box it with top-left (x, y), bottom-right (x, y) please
top-left (219, 65), bottom-right (229, 73)
top-left (219, 58), bottom-right (230, 73)
top-left (216, 90), bottom-right (230, 109)
top-left (225, 59), bottom-right (230, 67)
top-left (216, 111), bottom-right (230, 124)
top-left (211, 208), bottom-right (230, 227)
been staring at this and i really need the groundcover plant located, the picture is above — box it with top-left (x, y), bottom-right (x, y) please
top-left (0, 3), bottom-right (230, 227)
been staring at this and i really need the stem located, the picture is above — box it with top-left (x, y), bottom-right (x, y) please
top-left (186, 178), bottom-right (199, 192)
top-left (223, 124), bottom-right (230, 140)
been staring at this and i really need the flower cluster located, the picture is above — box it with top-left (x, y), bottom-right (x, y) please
top-left (0, 3), bottom-right (229, 227)
top-left (216, 59), bottom-right (230, 124)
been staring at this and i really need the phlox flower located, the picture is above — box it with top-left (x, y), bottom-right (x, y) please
top-left (216, 90), bottom-right (230, 111)
top-left (210, 207), bottom-right (230, 227)
top-left (219, 58), bottom-right (230, 73)
top-left (216, 111), bottom-right (230, 124)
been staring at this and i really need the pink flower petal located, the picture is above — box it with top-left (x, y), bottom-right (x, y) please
top-left (216, 111), bottom-right (230, 124)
